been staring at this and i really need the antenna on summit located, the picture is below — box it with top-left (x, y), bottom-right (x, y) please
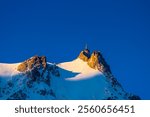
top-left (85, 43), bottom-right (88, 50)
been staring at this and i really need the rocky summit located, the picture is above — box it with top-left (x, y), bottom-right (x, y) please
top-left (17, 56), bottom-right (47, 72)
top-left (78, 49), bottom-right (111, 73)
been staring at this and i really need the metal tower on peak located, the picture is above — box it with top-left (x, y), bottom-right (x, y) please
top-left (85, 44), bottom-right (88, 50)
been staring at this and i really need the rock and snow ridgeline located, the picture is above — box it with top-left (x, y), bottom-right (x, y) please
top-left (0, 49), bottom-right (140, 100)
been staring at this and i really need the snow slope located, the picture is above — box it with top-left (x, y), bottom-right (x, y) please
top-left (50, 58), bottom-right (109, 99)
top-left (0, 63), bottom-right (20, 77)
top-left (58, 58), bottom-right (102, 80)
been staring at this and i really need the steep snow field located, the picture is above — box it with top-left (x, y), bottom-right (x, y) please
top-left (52, 59), bottom-right (109, 99)
top-left (58, 58), bottom-right (102, 80)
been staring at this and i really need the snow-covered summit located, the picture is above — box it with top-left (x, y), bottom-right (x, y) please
top-left (0, 49), bottom-right (140, 100)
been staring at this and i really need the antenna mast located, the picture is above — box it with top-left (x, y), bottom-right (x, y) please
top-left (85, 44), bottom-right (88, 50)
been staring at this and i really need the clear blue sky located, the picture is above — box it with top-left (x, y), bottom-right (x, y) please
top-left (0, 0), bottom-right (150, 99)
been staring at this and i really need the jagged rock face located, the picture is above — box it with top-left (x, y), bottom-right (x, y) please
top-left (87, 51), bottom-right (100, 69)
top-left (5, 63), bottom-right (60, 99)
top-left (78, 49), bottom-right (90, 62)
top-left (78, 49), bottom-right (102, 70)
top-left (86, 51), bottom-right (111, 73)
top-left (127, 94), bottom-right (141, 100)
top-left (17, 56), bottom-right (60, 89)
top-left (17, 56), bottom-right (47, 72)
top-left (0, 56), bottom-right (60, 100)
top-left (98, 53), bottom-right (111, 73)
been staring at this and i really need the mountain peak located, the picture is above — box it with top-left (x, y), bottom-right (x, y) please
top-left (0, 49), bottom-right (141, 100)
top-left (17, 55), bottom-right (47, 72)
top-left (78, 49), bottom-right (111, 73)
top-left (78, 49), bottom-right (90, 62)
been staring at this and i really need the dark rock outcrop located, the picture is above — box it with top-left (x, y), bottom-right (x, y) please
top-left (87, 51), bottom-right (100, 69)
top-left (87, 51), bottom-right (111, 73)
top-left (127, 94), bottom-right (141, 100)
top-left (17, 56), bottom-right (47, 72)
top-left (78, 49), bottom-right (90, 62)
top-left (15, 55), bottom-right (59, 99)
top-left (8, 90), bottom-right (27, 100)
